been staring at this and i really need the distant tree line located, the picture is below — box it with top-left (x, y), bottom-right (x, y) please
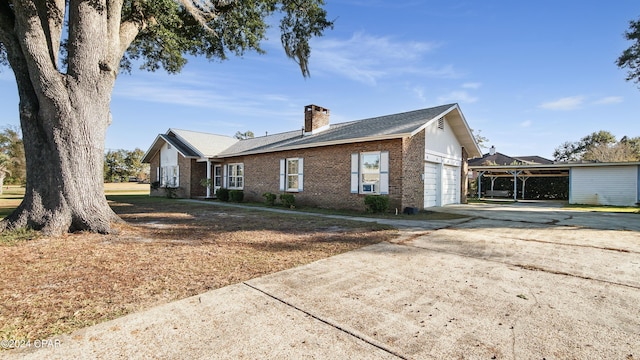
top-left (553, 130), bottom-right (640, 162)
top-left (0, 126), bottom-right (26, 185)
top-left (103, 149), bottom-right (150, 183)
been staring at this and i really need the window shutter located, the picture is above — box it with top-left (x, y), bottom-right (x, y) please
top-left (156, 167), bottom-right (160, 184)
top-left (350, 153), bottom-right (359, 193)
top-left (279, 159), bottom-right (285, 191)
top-left (298, 158), bottom-right (304, 191)
top-left (176, 166), bottom-right (180, 187)
top-left (380, 151), bottom-right (389, 195)
top-left (223, 164), bottom-right (227, 188)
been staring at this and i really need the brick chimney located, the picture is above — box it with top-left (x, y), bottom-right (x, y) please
top-left (304, 105), bottom-right (330, 135)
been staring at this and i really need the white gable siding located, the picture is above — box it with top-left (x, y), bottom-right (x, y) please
top-left (160, 143), bottom-right (178, 167)
top-left (424, 117), bottom-right (462, 160)
top-left (570, 165), bottom-right (639, 206)
top-left (423, 117), bottom-right (463, 208)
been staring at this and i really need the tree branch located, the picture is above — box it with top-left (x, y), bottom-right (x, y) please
top-left (12, 0), bottom-right (65, 95)
top-left (33, 0), bottom-right (65, 69)
top-left (106, 0), bottom-right (124, 71)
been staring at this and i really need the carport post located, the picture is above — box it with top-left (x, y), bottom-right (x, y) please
top-left (508, 170), bottom-right (522, 201)
top-left (477, 171), bottom-right (485, 198)
top-left (519, 176), bottom-right (530, 199)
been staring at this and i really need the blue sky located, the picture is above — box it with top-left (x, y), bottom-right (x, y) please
top-left (1, 1), bottom-right (639, 159)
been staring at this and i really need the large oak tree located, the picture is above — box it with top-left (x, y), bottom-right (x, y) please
top-left (618, 17), bottom-right (640, 86)
top-left (0, 0), bottom-right (332, 235)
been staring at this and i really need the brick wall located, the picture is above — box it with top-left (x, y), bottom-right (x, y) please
top-left (220, 139), bottom-right (405, 211)
top-left (175, 155), bottom-right (193, 198)
top-left (148, 151), bottom-right (162, 197)
top-left (190, 160), bottom-right (207, 197)
top-left (402, 129), bottom-right (426, 209)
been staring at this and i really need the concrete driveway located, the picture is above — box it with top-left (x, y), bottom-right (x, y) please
top-left (8, 203), bottom-right (640, 359)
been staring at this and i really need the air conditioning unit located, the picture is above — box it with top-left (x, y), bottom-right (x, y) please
top-left (362, 183), bottom-right (376, 193)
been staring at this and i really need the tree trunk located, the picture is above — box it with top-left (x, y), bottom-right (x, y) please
top-left (1, 80), bottom-right (121, 235)
top-left (0, 1), bottom-right (137, 236)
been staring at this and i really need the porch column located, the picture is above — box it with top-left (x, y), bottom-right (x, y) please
top-left (206, 160), bottom-right (212, 198)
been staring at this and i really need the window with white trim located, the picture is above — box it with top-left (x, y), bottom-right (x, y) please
top-left (214, 165), bottom-right (222, 188)
top-left (361, 152), bottom-right (381, 194)
top-left (159, 165), bottom-right (179, 187)
top-left (227, 163), bottom-right (244, 189)
top-left (351, 151), bottom-right (389, 195)
top-left (287, 159), bottom-right (299, 191)
top-left (280, 158), bottom-right (304, 192)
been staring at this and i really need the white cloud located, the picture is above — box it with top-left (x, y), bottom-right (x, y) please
top-left (113, 76), bottom-right (295, 121)
top-left (462, 82), bottom-right (481, 89)
top-left (520, 120), bottom-right (532, 128)
top-left (412, 86), bottom-right (427, 102)
top-left (437, 90), bottom-right (478, 104)
top-left (593, 96), bottom-right (623, 105)
top-left (539, 96), bottom-right (585, 111)
top-left (311, 32), bottom-right (457, 85)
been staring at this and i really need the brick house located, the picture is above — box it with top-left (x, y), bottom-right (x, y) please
top-left (142, 104), bottom-right (482, 211)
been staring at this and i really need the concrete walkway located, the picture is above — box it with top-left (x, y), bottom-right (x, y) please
top-left (8, 202), bottom-right (640, 359)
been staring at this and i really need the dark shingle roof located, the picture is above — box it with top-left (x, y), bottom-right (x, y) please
top-left (513, 156), bottom-right (553, 164)
top-left (468, 152), bottom-right (520, 166)
top-left (160, 134), bottom-right (200, 157)
top-left (218, 104), bottom-right (456, 157)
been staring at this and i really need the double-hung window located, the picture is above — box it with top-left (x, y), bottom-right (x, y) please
top-left (360, 152), bottom-right (380, 193)
top-left (227, 163), bottom-right (244, 189)
top-left (214, 165), bottom-right (222, 188)
top-left (159, 165), bottom-right (179, 187)
top-left (351, 151), bottom-right (389, 195)
top-left (280, 158), bottom-right (304, 192)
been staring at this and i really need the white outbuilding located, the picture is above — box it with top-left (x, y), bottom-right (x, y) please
top-left (569, 162), bottom-right (640, 206)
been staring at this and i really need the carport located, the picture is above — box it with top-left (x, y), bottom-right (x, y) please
top-left (470, 162), bottom-right (640, 206)
top-left (469, 164), bottom-right (570, 201)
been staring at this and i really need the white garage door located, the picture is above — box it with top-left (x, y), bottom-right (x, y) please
top-left (424, 162), bottom-right (460, 207)
top-left (442, 165), bottom-right (460, 206)
top-left (424, 162), bottom-right (438, 207)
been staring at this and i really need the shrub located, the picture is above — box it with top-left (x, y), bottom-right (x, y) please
top-left (163, 186), bottom-right (179, 199)
top-left (364, 195), bottom-right (389, 213)
top-left (263, 192), bottom-right (277, 206)
top-left (229, 190), bottom-right (244, 203)
top-left (216, 188), bottom-right (230, 202)
top-left (150, 181), bottom-right (161, 190)
top-left (280, 193), bottom-right (296, 208)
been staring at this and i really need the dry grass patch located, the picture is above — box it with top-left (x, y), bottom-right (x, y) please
top-left (0, 196), bottom-right (396, 342)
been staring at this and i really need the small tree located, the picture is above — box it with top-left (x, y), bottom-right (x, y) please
top-left (234, 131), bottom-right (255, 140)
top-left (0, 153), bottom-right (12, 195)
